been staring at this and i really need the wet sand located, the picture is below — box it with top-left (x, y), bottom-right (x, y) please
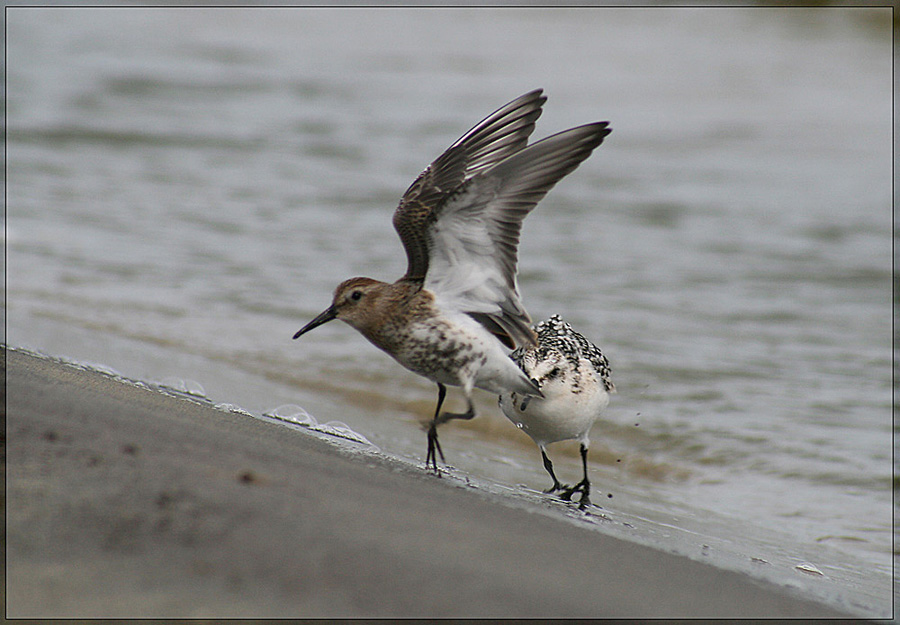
top-left (6, 347), bottom-right (856, 618)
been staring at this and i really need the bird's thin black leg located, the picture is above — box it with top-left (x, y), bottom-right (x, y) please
top-left (560, 443), bottom-right (592, 509)
top-left (540, 448), bottom-right (564, 493)
top-left (427, 388), bottom-right (478, 473)
top-left (436, 396), bottom-right (476, 425)
top-left (426, 383), bottom-right (447, 473)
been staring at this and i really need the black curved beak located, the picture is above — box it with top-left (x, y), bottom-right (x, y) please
top-left (293, 305), bottom-right (337, 339)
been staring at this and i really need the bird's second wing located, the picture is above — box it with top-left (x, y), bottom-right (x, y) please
top-left (424, 122), bottom-right (612, 348)
top-left (393, 90), bottom-right (547, 282)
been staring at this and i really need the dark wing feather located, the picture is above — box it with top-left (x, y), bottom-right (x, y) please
top-left (393, 89), bottom-right (547, 281)
top-left (425, 123), bottom-right (612, 348)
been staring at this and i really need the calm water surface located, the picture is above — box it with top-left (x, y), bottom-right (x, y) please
top-left (7, 7), bottom-right (893, 614)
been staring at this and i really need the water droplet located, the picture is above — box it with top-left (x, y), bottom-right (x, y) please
top-left (263, 407), bottom-right (376, 447)
top-left (157, 377), bottom-right (207, 398)
top-left (322, 420), bottom-right (374, 446)
top-left (795, 562), bottom-right (824, 577)
top-left (265, 404), bottom-right (317, 427)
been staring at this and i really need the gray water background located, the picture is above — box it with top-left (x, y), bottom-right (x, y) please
top-left (6, 7), bottom-right (893, 613)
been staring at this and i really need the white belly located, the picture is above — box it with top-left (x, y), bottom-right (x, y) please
top-left (500, 374), bottom-right (609, 447)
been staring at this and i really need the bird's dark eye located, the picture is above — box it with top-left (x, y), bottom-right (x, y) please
top-left (549, 367), bottom-right (561, 378)
top-left (350, 290), bottom-right (363, 301)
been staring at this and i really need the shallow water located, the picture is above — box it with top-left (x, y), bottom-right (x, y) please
top-left (6, 7), bottom-right (893, 614)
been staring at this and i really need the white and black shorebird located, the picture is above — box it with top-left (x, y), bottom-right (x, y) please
top-left (499, 315), bottom-right (615, 508)
top-left (294, 91), bottom-right (611, 472)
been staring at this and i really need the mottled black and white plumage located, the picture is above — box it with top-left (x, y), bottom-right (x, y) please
top-left (499, 315), bottom-right (615, 508)
top-left (516, 315), bottom-right (614, 393)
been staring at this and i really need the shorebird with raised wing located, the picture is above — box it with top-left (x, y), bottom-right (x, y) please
top-left (293, 89), bottom-right (611, 472)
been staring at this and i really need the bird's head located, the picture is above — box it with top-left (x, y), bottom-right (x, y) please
top-left (293, 277), bottom-right (388, 339)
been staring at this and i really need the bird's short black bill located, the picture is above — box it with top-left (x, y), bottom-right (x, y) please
top-left (293, 306), bottom-right (337, 339)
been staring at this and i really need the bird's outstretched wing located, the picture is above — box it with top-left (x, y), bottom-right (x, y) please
top-left (393, 89), bottom-right (547, 283)
top-left (425, 122), bottom-right (612, 348)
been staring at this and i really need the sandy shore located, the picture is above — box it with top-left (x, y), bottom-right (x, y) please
top-left (6, 347), bottom-right (858, 618)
